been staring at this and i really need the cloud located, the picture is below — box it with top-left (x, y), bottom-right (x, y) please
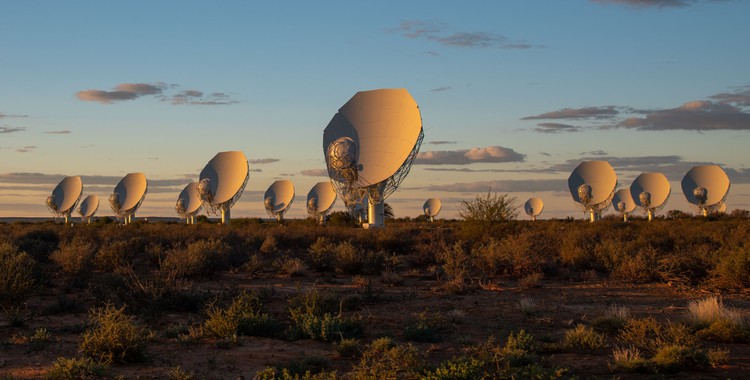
top-left (524, 85), bottom-right (750, 132)
top-left (0, 127), bottom-right (25, 134)
top-left (44, 130), bottom-right (71, 134)
top-left (415, 146), bottom-right (526, 165)
top-left (533, 123), bottom-right (581, 133)
top-left (396, 20), bottom-right (534, 49)
top-left (430, 86), bottom-right (452, 92)
top-left (76, 83), bottom-right (166, 104)
top-left (428, 140), bottom-right (457, 145)
top-left (522, 106), bottom-right (620, 120)
top-left (300, 169), bottom-right (328, 177)
top-left (581, 150), bottom-right (608, 156)
top-left (250, 168), bottom-right (263, 172)
top-left (415, 179), bottom-right (567, 193)
top-left (16, 146), bottom-right (37, 153)
top-left (540, 152), bottom-right (552, 157)
top-left (76, 82), bottom-right (237, 106)
top-left (591, 0), bottom-right (708, 8)
top-left (0, 113), bottom-right (27, 119)
top-left (250, 158), bottom-right (280, 165)
top-left (0, 172), bottom-right (200, 194)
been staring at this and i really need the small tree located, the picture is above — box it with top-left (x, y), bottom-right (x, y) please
top-left (459, 190), bottom-right (518, 224)
top-left (384, 202), bottom-right (394, 220)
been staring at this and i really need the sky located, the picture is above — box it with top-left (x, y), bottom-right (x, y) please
top-left (1, 0), bottom-right (749, 220)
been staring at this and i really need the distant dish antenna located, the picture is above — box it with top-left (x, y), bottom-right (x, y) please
top-left (264, 180), bottom-right (295, 221)
top-left (307, 181), bottom-right (337, 224)
top-left (568, 161), bottom-right (618, 222)
top-left (524, 197), bottom-right (544, 221)
top-left (198, 151), bottom-right (249, 224)
top-left (612, 189), bottom-right (636, 222)
top-left (323, 88), bottom-right (424, 228)
top-left (681, 165), bottom-right (730, 217)
top-left (47, 176), bottom-right (83, 225)
top-left (176, 182), bottom-right (203, 224)
top-left (110, 173), bottom-right (147, 225)
top-left (77, 194), bottom-right (99, 224)
top-left (630, 172), bottom-right (671, 221)
top-left (423, 198), bottom-right (442, 222)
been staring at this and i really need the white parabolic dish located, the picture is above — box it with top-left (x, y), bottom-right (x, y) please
top-left (524, 198), bottom-right (544, 217)
top-left (265, 180), bottom-right (295, 215)
top-left (630, 172), bottom-right (671, 209)
top-left (423, 198), bottom-right (442, 218)
top-left (323, 88), bottom-right (423, 188)
top-left (50, 176), bottom-right (83, 214)
top-left (177, 182), bottom-right (203, 215)
top-left (681, 165), bottom-right (730, 207)
top-left (612, 189), bottom-right (636, 213)
top-left (200, 151), bottom-right (249, 205)
top-left (79, 194), bottom-right (100, 219)
top-left (307, 182), bottom-right (337, 216)
top-left (568, 161), bottom-right (618, 206)
top-left (113, 173), bottom-right (148, 213)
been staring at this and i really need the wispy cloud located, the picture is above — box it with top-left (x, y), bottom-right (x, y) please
top-left (591, 0), bottom-right (713, 8)
top-left (414, 179), bottom-right (567, 193)
top-left (76, 82), bottom-right (237, 106)
top-left (430, 86), bottom-right (452, 92)
top-left (396, 20), bottom-right (535, 49)
top-left (0, 127), bottom-right (25, 134)
top-left (0, 113), bottom-right (28, 119)
top-left (428, 140), bottom-right (457, 145)
top-left (250, 158), bottom-right (280, 165)
top-left (523, 85), bottom-right (750, 132)
top-left (416, 146), bottom-right (526, 165)
top-left (44, 130), bottom-right (71, 134)
top-left (300, 169), bottom-right (328, 177)
top-left (581, 150), bottom-right (608, 156)
top-left (16, 146), bottom-right (37, 153)
top-left (0, 172), bottom-right (197, 192)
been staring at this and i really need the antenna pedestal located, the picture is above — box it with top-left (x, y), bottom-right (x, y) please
top-left (589, 210), bottom-right (595, 223)
top-left (702, 208), bottom-right (708, 217)
top-left (364, 199), bottom-right (384, 228)
top-left (221, 208), bottom-right (231, 224)
top-left (647, 210), bottom-right (653, 222)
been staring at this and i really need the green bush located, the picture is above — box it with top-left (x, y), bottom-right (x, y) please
top-left (288, 288), bottom-right (363, 342)
top-left (79, 305), bottom-right (149, 364)
top-left (161, 239), bottom-right (230, 278)
top-left (0, 242), bottom-right (36, 307)
top-left (203, 291), bottom-right (282, 340)
top-left (562, 324), bottom-right (606, 351)
top-left (46, 357), bottom-right (105, 380)
top-left (423, 357), bottom-right (487, 380)
top-left (351, 337), bottom-right (422, 379)
top-left (403, 312), bottom-right (449, 343)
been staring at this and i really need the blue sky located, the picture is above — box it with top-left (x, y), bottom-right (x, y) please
top-left (1, 0), bottom-right (749, 219)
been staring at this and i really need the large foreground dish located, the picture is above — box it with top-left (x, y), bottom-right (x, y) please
top-left (110, 173), bottom-right (147, 225)
top-left (198, 151), bottom-right (249, 224)
top-left (323, 88), bottom-right (424, 228)
top-left (47, 176), bottom-right (83, 225)
top-left (568, 161), bottom-right (618, 222)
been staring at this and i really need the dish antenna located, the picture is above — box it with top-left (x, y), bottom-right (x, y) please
top-left (264, 180), bottom-right (295, 221)
top-left (568, 161), bottom-right (617, 222)
top-left (78, 194), bottom-right (99, 224)
top-left (344, 193), bottom-right (368, 224)
top-left (307, 181), bottom-right (337, 223)
top-left (110, 173), bottom-right (147, 225)
top-left (717, 203), bottom-right (727, 214)
top-left (681, 165), bottom-right (730, 217)
top-left (630, 172), bottom-right (671, 221)
top-left (523, 197), bottom-right (544, 221)
top-left (423, 198), bottom-right (442, 222)
top-left (612, 189), bottom-right (636, 222)
top-left (46, 176), bottom-right (83, 225)
top-left (198, 151), bottom-right (249, 224)
top-left (176, 182), bottom-right (203, 224)
top-left (323, 88), bottom-right (424, 228)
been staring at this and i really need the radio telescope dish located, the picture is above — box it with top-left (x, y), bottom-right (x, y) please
top-left (110, 173), bottom-right (147, 225)
top-left (323, 88), bottom-right (424, 228)
top-left (47, 176), bottom-right (83, 225)
top-left (264, 180), bottom-right (295, 221)
top-left (612, 189), bottom-right (636, 222)
top-left (77, 194), bottom-right (99, 224)
top-left (630, 172), bottom-right (671, 221)
top-left (198, 151), bottom-right (249, 224)
top-left (717, 203), bottom-right (727, 214)
top-left (307, 181), bottom-right (337, 223)
top-left (423, 198), bottom-right (442, 222)
top-left (176, 182), bottom-right (203, 224)
top-left (568, 161), bottom-right (617, 222)
top-left (523, 198), bottom-right (544, 221)
top-left (681, 165), bottom-right (730, 217)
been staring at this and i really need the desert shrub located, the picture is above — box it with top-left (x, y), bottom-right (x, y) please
top-left (688, 297), bottom-right (748, 342)
top-left (611, 346), bottom-right (648, 372)
top-left (439, 242), bottom-right (471, 289)
top-left (351, 337), bottom-right (422, 379)
top-left (260, 233), bottom-right (279, 254)
top-left (0, 242), bottom-right (36, 307)
top-left (709, 245), bottom-right (750, 290)
top-left (459, 191), bottom-right (518, 224)
top-left (592, 305), bottom-right (630, 333)
top-left (46, 357), bottom-right (105, 379)
top-left (558, 227), bottom-right (602, 270)
top-left (308, 237), bottom-right (336, 272)
top-left (618, 317), bottom-right (696, 354)
top-left (29, 327), bottom-right (53, 351)
top-left (95, 239), bottom-right (138, 271)
top-left (161, 239), bottom-right (230, 278)
top-left (333, 241), bottom-right (385, 275)
top-left (203, 291), bottom-right (282, 340)
top-left (650, 344), bottom-right (709, 373)
top-left (287, 288), bottom-right (363, 342)
top-left (422, 357), bottom-right (487, 380)
top-left (562, 324), bottom-right (606, 350)
top-left (79, 304), bottom-right (149, 364)
top-left (334, 338), bottom-right (360, 358)
top-left (15, 228), bottom-right (59, 262)
top-left (403, 312), bottom-right (450, 343)
top-left (50, 239), bottom-right (97, 285)
top-left (611, 246), bottom-right (659, 283)
top-left (255, 366), bottom-right (338, 380)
